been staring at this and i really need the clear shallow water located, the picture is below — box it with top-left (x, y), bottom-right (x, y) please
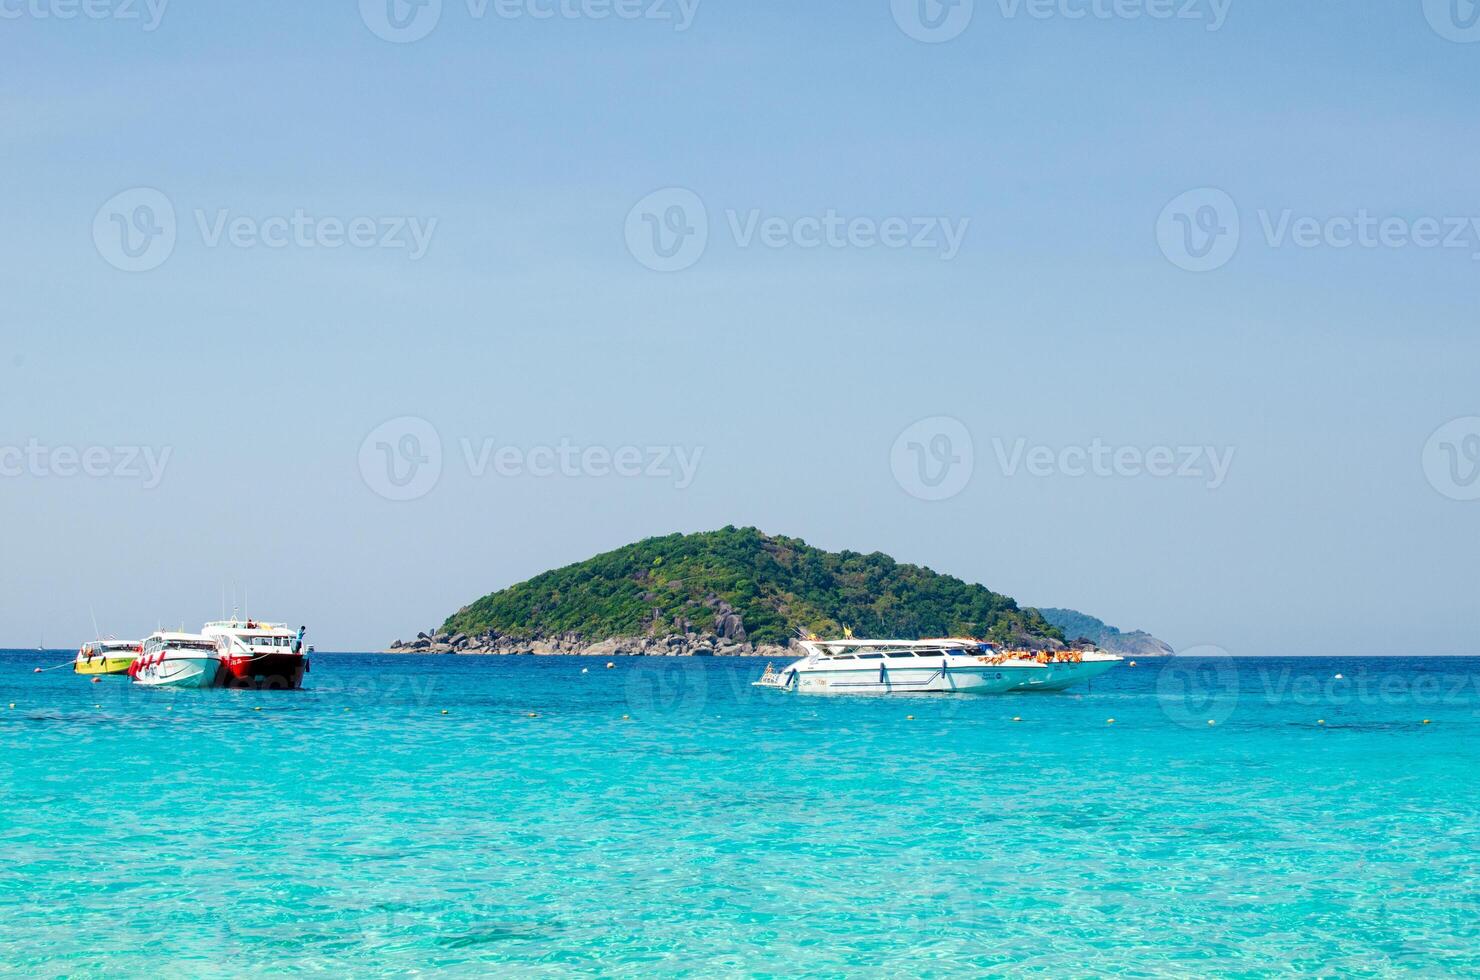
top-left (2, 652), bottom-right (1478, 977)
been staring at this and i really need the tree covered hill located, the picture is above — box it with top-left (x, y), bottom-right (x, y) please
top-left (438, 527), bottom-right (1064, 648)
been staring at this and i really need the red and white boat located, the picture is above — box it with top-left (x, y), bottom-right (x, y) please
top-left (130, 632), bottom-right (226, 689)
top-left (201, 619), bottom-right (309, 689)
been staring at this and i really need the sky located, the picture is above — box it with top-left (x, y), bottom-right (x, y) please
top-left (1, 0), bottom-right (1477, 654)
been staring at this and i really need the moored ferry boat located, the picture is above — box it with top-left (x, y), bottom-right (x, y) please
top-left (201, 619), bottom-right (309, 689)
top-left (130, 632), bottom-right (226, 689)
top-left (74, 639), bottom-right (142, 676)
top-left (754, 638), bottom-right (1121, 695)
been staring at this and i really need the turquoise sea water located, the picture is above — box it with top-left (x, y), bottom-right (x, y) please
top-left (2, 652), bottom-right (1478, 977)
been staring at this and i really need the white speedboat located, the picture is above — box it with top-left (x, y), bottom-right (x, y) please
top-left (753, 638), bottom-right (1121, 695)
top-left (201, 619), bottom-right (308, 689)
top-left (129, 632), bottom-right (225, 689)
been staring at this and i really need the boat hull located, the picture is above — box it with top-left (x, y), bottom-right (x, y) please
top-left (131, 655), bottom-right (224, 689)
top-left (781, 657), bottom-right (1120, 695)
top-left (74, 656), bottom-right (136, 676)
top-left (220, 653), bottom-right (307, 690)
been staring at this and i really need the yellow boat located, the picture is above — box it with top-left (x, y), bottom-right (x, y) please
top-left (74, 640), bottom-right (141, 676)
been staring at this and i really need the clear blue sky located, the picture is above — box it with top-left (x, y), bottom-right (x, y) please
top-left (2, 1), bottom-right (1477, 653)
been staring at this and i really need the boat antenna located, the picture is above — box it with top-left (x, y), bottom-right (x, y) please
top-left (89, 604), bottom-right (102, 643)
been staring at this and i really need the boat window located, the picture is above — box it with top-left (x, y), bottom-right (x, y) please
top-left (857, 653), bottom-right (885, 660)
top-left (885, 651), bottom-right (916, 659)
top-left (829, 654), bottom-right (854, 660)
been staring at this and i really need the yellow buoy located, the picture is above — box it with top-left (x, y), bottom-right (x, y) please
top-left (622, 714), bottom-right (630, 720)
top-left (254, 707), bottom-right (262, 712)
top-left (1107, 718), bottom-right (1115, 724)
top-left (581, 668), bottom-right (589, 674)
top-left (1207, 719), bottom-right (1216, 726)
top-left (6, 703), bottom-right (14, 710)
top-left (1129, 661), bottom-right (1137, 667)
top-left (441, 709), bottom-right (449, 715)
top-left (526, 712), bottom-right (539, 718)
top-left (1317, 719), bottom-right (1325, 726)
top-left (906, 714), bottom-right (915, 720)
top-left (1012, 716), bottom-right (1022, 722)
top-left (1423, 719), bottom-right (1431, 725)
top-left (606, 662), bottom-right (615, 669)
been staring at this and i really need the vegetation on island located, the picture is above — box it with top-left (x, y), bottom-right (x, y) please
top-left (441, 526), bottom-right (1065, 647)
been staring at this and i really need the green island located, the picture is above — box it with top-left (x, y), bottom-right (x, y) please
top-left (387, 527), bottom-right (1170, 658)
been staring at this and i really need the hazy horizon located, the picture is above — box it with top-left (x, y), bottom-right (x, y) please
top-left (4, 1), bottom-right (1478, 656)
